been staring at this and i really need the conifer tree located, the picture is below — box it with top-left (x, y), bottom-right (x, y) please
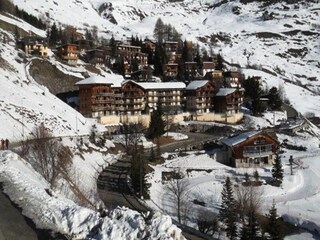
top-left (216, 53), bottom-right (224, 70)
top-left (266, 202), bottom-right (283, 240)
top-left (147, 101), bottom-right (165, 140)
top-left (253, 170), bottom-right (260, 182)
top-left (272, 153), bottom-right (283, 186)
top-left (49, 22), bottom-right (59, 46)
top-left (154, 18), bottom-right (165, 44)
top-left (247, 210), bottom-right (261, 239)
top-left (220, 177), bottom-right (237, 239)
top-left (268, 87), bottom-right (283, 110)
top-left (240, 221), bottom-right (250, 240)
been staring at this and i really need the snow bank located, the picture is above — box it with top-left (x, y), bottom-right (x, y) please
top-left (0, 151), bottom-right (184, 239)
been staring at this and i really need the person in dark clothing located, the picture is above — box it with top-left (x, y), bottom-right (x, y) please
top-left (5, 139), bottom-right (9, 149)
top-left (1, 139), bottom-right (4, 150)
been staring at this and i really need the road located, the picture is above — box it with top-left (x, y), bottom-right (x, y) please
top-left (0, 190), bottom-right (38, 240)
top-left (97, 132), bottom-right (217, 240)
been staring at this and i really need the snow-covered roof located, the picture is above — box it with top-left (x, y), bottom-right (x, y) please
top-left (75, 74), bottom-right (125, 87)
top-left (221, 131), bottom-right (261, 147)
top-left (215, 88), bottom-right (237, 96)
top-left (186, 80), bottom-right (209, 90)
top-left (135, 82), bottom-right (186, 90)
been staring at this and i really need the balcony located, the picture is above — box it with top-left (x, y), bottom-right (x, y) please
top-left (94, 99), bottom-right (114, 104)
top-left (243, 144), bottom-right (273, 158)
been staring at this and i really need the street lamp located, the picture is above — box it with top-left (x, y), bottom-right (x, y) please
top-left (289, 155), bottom-right (294, 175)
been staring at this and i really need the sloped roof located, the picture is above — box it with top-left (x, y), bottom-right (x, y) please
top-left (215, 88), bottom-right (237, 96)
top-left (186, 80), bottom-right (209, 90)
top-left (75, 74), bottom-right (125, 87)
top-left (135, 81), bottom-right (186, 90)
top-left (221, 131), bottom-right (261, 147)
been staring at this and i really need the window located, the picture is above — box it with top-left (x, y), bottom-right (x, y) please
top-left (254, 137), bottom-right (266, 145)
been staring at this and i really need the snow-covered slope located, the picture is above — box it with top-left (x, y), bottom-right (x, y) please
top-left (0, 29), bottom-right (96, 141)
top-left (0, 151), bottom-right (184, 239)
top-left (11, 0), bottom-right (320, 115)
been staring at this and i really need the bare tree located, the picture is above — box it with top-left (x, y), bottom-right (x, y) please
top-left (166, 172), bottom-right (190, 224)
top-left (30, 124), bottom-right (72, 187)
top-left (234, 184), bottom-right (264, 223)
top-left (197, 209), bottom-right (218, 235)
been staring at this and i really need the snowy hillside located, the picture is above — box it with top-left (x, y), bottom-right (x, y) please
top-left (11, 0), bottom-right (320, 115)
top-left (0, 29), bottom-right (97, 141)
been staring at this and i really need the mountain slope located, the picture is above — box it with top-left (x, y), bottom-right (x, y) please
top-left (11, 0), bottom-right (320, 116)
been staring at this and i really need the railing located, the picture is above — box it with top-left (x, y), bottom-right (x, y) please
top-left (94, 99), bottom-right (114, 104)
top-left (243, 144), bottom-right (273, 157)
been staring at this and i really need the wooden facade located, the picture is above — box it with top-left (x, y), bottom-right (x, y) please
top-left (221, 131), bottom-right (279, 168)
top-left (57, 43), bottom-right (79, 65)
top-left (185, 80), bottom-right (215, 113)
top-left (163, 63), bottom-right (179, 77)
top-left (121, 81), bottom-right (146, 115)
top-left (86, 49), bottom-right (105, 68)
top-left (214, 88), bottom-right (244, 115)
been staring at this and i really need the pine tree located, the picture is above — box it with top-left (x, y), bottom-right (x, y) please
top-left (49, 22), bottom-right (59, 46)
top-left (253, 170), bottom-right (260, 182)
top-left (268, 87), bottom-right (282, 110)
top-left (147, 101), bottom-right (165, 140)
top-left (244, 172), bottom-right (250, 183)
top-left (240, 221), bottom-right (250, 240)
top-left (272, 154), bottom-right (283, 186)
top-left (154, 18), bottom-right (165, 44)
top-left (243, 77), bottom-right (264, 115)
top-left (216, 53), bottom-right (224, 70)
top-left (247, 210), bottom-right (261, 239)
top-left (220, 177), bottom-right (238, 239)
top-left (266, 202), bottom-right (283, 240)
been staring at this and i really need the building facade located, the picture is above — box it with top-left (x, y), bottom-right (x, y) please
top-left (185, 80), bottom-right (215, 113)
top-left (214, 88), bottom-right (244, 115)
top-left (57, 43), bottom-right (79, 65)
top-left (221, 131), bottom-right (279, 168)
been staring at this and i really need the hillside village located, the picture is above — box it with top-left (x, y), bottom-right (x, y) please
top-left (0, 0), bottom-right (320, 240)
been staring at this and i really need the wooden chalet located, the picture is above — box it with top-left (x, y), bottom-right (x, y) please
top-left (201, 61), bottom-right (215, 77)
top-left (75, 39), bottom-right (94, 55)
top-left (143, 39), bottom-right (156, 53)
top-left (20, 36), bottom-right (48, 57)
top-left (163, 63), bottom-right (179, 77)
top-left (164, 41), bottom-right (179, 54)
top-left (85, 49), bottom-right (105, 68)
top-left (184, 62), bottom-right (199, 79)
top-left (223, 71), bottom-right (242, 88)
top-left (214, 88), bottom-right (244, 115)
top-left (115, 44), bottom-right (148, 78)
top-left (57, 43), bottom-right (79, 66)
top-left (185, 80), bottom-right (215, 113)
top-left (221, 131), bottom-right (279, 168)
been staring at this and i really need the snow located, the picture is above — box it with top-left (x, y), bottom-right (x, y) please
top-left (147, 131), bottom-right (320, 236)
top-left (1, 0), bottom-right (320, 237)
top-left (185, 80), bottom-right (209, 90)
top-left (215, 88), bottom-right (237, 96)
top-left (76, 74), bottom-right (125, 87)
top-left (135, 81), bottom-right (186, 90)
top-left (0, 150), bottom-right (184, 239)
top-left (164, 132), bottom-right (188, 141)
top-left (0, 13), bottom-right (46, 37)
top-left (221, 130), bottom-right (260, 146)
